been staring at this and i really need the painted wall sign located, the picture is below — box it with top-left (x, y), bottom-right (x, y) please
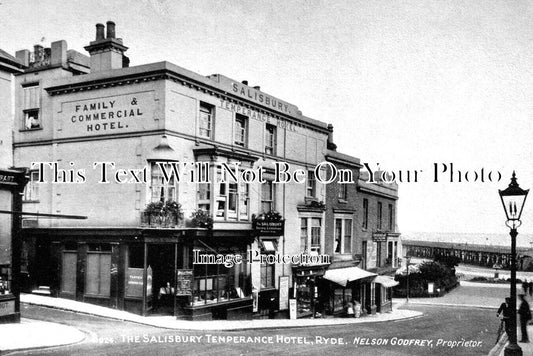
top-left (372, 232), bottom-right (387, 242)
top-left (59, 91), bottom-right (155, 137)
top-left (219, 100), bottom-right (296, 132)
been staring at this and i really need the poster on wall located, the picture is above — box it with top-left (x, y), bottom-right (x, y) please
top-left (176, 269), bottom-right (193, 296)
top-left (278, 276), bottom-right (289, 311)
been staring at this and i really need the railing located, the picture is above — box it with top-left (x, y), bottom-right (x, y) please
top-left (140, 212), bottom-right (182, 228)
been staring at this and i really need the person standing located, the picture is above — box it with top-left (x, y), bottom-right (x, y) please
top-left (518, 294), bottom-right (531, 343)
top-left (497, 297), bottom-right (512, 337)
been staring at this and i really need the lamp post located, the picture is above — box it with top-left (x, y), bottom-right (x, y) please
top-left (405, 255), bottom-right (412, 303)
top-left (499, 171), bottom-right (528, 356)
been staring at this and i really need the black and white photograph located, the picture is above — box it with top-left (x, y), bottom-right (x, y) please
top-left (0, 1), bottom-right (532, 355)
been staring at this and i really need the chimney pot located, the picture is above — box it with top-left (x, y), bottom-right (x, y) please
top-left (242, 80), bottom-right (248, 85)
top-left (253, 86), bottom-right (260, 90)
top-left (106, 21), bottom-right (116, 39)
top-left (96, 23), bottom-right (105, 40)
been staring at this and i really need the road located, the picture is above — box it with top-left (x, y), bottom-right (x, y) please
top-left (6, 302), bottom-right (497, 356)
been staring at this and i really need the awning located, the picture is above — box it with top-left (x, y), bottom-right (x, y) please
top-left (323, 267), bottom-right (377, 287)
top-left (373, 275), bottom-right (399, 288)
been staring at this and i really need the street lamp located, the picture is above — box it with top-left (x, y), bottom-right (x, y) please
top-left (405, 255), bottom-right (412, 303)
top-left (499, 171), bottom-right (528, 356)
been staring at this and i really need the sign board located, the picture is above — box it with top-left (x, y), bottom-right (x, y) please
top-left (125, 267), bottom-right (152, 297)
top-left (279, 276), bottom-right (289, 310)
top-left (428, 282), bottom-right (434, 294)
top-left (372, 232), bottom-right (387, 242)
top-left (367, 242), bottom-right (377, 269)
top-left (253, 220), bottom-right (284, 236)
top-left (176, 269), bottom-right (193, 296)
top-left (289, 299), bottom-right (297, 320)
top-left (0, 300), bottom-right (15, 316)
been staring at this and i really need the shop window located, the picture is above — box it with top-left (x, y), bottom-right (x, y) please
top-left (22, 83), bottom-right (41, 130)
top-left (377, 202), bottom-right (383, 230)
top-left (300, 217), bottom-right (322, 254)
top-left (85, 251), bottom-right (111, 297)
top-left (192, 248), bottom-right (250, 306)
top-left (388, 204), bottom-right (394, 231)
top-left (150, 162), bottom-right (177, 203)
top-left (334, 218), bottom-right (352, 254)
top-left (362, 199), bottom-right (368, 229)
top-left (265, 124), bottom-right (276, 155)
top-left (128, 244), bottom-right (144, 268)
top-left (23, 170), bottom-right (40, 202)
top-left (234, 114), bottom-right (248, 147)
top-left (199, 102), bottom-right (214, 139)
top-left (306, 170), bottom-right (316, 198)
top-left (338, 183), bottom-right (348, 200)
top-left (261, 180), bottom-right (275, 213)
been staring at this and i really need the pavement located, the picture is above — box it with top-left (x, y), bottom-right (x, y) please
top-left (0, 294), bottom-right (421, 353)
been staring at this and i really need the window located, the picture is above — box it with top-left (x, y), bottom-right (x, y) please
top-left (234, 114), bottom-right (247, 147)
top-left (259, 239), bottom-right (277, 289)
top-left (362, 199), bottom-right (369, 229)
top-left (300, 217), bottom-right (322, 254)
top-left (377, 202), bottom-right (383, 230)
top-left (192, 247), bottom-right (250, 306)
top-left (197, 163), bottom-right (211, 212)
top-left (387, 241), bottom-right (398, 267)
top-left (214, 166), bottom-right (249, 221)
top-left (388, 204), bottom-right (394, 231)
top-left (22, 84), bottom-right (41, 129)
top-left (23, 170), bottom-right (39, 201)
top-left (265, 124), bottom-right (276, 155)
top-left (376, 242), bottom-right (382, 267)
top-left (334, 218), bottom-right (353, 254)
top-left (306, 170), bottom-right (316, 197)
top-left (150, 162), bottom-right (177, 203)
top-left (338, 184), bottom-right (348, 200)
top-left (199, 103), bottom-right (213, 139)
top-left (261, 180), bottom-right (275, 212)
top-left (362, 241), bottom-right (367, 269)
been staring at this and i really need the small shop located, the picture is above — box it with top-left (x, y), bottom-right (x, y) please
top-left (292, 264), bottom-right (328, 318)
top-left (322, 266), bottom-right (376, 317)
top-left (0, 168), bottom-right (27, 323)
top-left (373, 275), bottom-right (398, 313)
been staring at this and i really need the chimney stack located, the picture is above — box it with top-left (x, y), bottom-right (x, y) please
top-left (327, 123), bottom-right (337, 151)
top-left (106, 21), bottom-right (116, 39)
top-left (85, 21), bottom-right (128, 72)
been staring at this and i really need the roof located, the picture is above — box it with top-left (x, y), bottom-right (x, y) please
top-left (0, 48), bottom-right (24, 72)
top-left (326, 149), bottom-right (362, 167)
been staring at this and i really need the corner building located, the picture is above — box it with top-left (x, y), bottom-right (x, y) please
top-left (13, 22), bottom-right (332, 320)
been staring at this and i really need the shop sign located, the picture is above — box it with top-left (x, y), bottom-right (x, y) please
top-left (176, 269), bottom-right (193, 296)
top-left (372, 232), bottom-right (387, 242)
top-left (125, 267), bottom-right (152, 297)
top-left (253, 220), bottom-right (284, 236)
top-left (0, 169), bottom-right (26, 188)
top-left (289, 299), bottom-right (297, 320)
top-left (0, 300), bottom-right (15, 316)
top-left (279, 276), bottom-right (289, 311)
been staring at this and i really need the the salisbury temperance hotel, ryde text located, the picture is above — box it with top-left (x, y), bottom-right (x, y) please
top-left (5, 21), bottom-right (401, 321)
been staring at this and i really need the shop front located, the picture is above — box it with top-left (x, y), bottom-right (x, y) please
top-left (292, 264), bottom-right (328, 318)
top-left (0, 168), bottom-right (27, 323)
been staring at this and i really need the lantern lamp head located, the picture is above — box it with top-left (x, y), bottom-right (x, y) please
top-left (499, 171), bottom-right (529, 228)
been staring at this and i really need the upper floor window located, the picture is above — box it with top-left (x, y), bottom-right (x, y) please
top-left (362, 198), bottom-right (369, 229)
top-left (300, 217), bottom-right (322, 254)
top-left (215, 167), bottom-right (249, 221)
top-left (199, 103), bottom-right (214, 139)
top-left (23, 170), bottom-right (40, 202)
top-left (388, 204), bottom-right (394, 231)
top-left (234, 114), bottom-right (248, 147)
top-left (306, 170), bottom-right (316, 198)
top-left (22, 83), bottom-right (41, 130)
top-left (150, 162), bottom-right (177, 203)
top-left (265, 124), bottom-right (276, 155)
top-left (377, 202), bottom-right (383, 230)
top-left (261, 180), bottom-right (275, 213)
top-left (334, 218), bottom-right (352, 254)
top-left (338, 184), bottom-right (348, 200)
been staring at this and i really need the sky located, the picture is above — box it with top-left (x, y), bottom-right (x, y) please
top-left (1, 0), bottom-right (532, 234)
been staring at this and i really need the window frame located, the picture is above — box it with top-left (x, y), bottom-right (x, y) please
top-left (234, 114), bottom-right (248, 147)
top-left (300, 216), bottom-right (323, 255)
top-left (306, 170), bottom-right (316, 198)
top-left (199, 102), bottom-right (214, 139)
top-left (22, 83), bottom-right (41, 130)
top-left (362, 199), bottom-right (369, 230)
top-left (265, 123), bottom-right (277, 155)
top-left (334, 216), bottom-right (353, 254)
top-left (261, 179), bottom-right (276, 213)
top-left (23, 170), bottom-right (40, 202)
top-left (377, 202), bottom-right (383, 230)
top-left (149, 161), bottom-right (178, 203)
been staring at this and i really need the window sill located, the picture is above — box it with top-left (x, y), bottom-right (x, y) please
top-left (19, 127), bottom-right (43, 132)
top-left (337, 199), bottom-right (348, 204)
top-left (22, 200), bottom-right (40, 204)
